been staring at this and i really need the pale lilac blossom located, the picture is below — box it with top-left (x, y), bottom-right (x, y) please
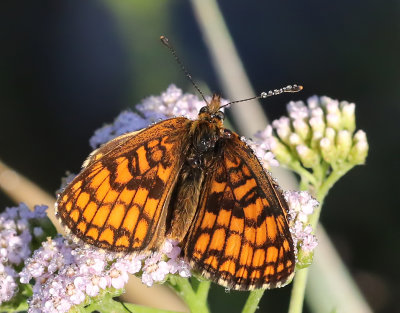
top-left (284, 191), bottom-right (319, 256)
top-left (246, 136), bottom-right (279, 170)
top-left (0, 264), bottom-right (18, 304)
top-left (0, 203), bottom-right (49, 305)
top-left (21, 236), bottom-right (191, 313)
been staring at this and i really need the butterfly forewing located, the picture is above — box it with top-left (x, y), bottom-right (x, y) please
top-left (183, 131), bottom-right (295, 290)
top-left (56, 117), bottom-right (190, 252)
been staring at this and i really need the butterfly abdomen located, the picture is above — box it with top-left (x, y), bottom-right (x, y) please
top-left (166, 163), bottom-right (204, 242)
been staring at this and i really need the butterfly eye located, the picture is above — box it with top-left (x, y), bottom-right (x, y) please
top-left (199, 106), bottom-right (208, 114)
top-left (215, 111), bottom-right (225, 120)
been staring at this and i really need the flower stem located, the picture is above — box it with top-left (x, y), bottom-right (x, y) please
top-left (289, 162), bottom-right (317, 186)
top-left (288, 162), bottom-right (354, 313)
top-left (242, 289), bottom-right (265, 313)
top-left (168, 276), bottom-right (210, 313)
top-left (287, 268), bottom-right (309, 313)
top-left (196, 280), bottom-right (212, 302)
top-left (317, 164), bottom-right (353, 202)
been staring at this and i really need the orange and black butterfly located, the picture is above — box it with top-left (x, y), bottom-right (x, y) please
top-left (56, 37), bottom-right (300, 291)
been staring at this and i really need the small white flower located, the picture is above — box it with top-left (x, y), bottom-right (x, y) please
top-left (284, 191), bottom-right (319, 258)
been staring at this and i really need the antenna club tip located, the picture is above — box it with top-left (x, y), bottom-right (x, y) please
top-left (287, 84), bottom-right (303, 92)
top-left (160, 35), bottom-right (169, 45)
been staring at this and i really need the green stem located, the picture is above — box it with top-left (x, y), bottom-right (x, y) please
top-left (168, 276), bottom-right (210, 313)
top-left (299, 176), bottom-right (310, 191)
top-left (309, 164), bottom-right (353, 228)
top-left (287, 269), bottom-right (309, 313)
top-left (242, 290), bottom-right (265, 313)
top-left (289, 162), bottom-right (317, 186)
top-left (196, 280), bottom-right (212, 302)
top-left (288, 163), bottom-right (354, 313)
top-left (317, 164), bottom-right (353, 202)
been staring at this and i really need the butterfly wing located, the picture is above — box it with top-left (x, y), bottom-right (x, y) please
top-left (56, 117), bottom-right (190, 252)
top-left (184, 131), bottom-right (295, 290)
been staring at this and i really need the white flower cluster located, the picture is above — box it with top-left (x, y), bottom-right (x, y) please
top-left (284, 191), bottom-right (319, 258)
top-left (0, 264), bottom-right (18, 305)
top-left (141, 240), bottom-right (191, 286)
top-left (20, 237), bottom-right (190, 313)
top-left (0, 203), bottom-right (47, 305)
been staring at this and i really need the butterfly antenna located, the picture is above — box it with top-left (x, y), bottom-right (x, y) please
top-left (220, 84), bottom-right (303, 108)
top-left (160, 35), bottom-right (208, 104)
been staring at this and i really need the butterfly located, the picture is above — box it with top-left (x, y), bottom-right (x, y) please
top-left (56, 91), bottom-right (298, 291)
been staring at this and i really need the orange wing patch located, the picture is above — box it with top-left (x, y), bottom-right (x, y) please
top-left (56, 118), bottom-right (189, 252)
top-left (184, 131), bottom-right (295, 290)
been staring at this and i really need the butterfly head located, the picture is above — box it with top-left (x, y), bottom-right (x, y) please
top-left (198, 94), bottom-right (225, 127)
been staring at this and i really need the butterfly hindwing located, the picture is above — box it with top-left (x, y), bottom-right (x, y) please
top-left (56, 117), bottom-right (190, 252)
top-left (184, 131), bottom-right (295, 290)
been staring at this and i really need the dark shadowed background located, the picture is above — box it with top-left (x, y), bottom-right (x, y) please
top-left (0, 1), bottom-right (399, 312)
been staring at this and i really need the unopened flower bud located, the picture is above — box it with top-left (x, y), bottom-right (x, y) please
top-left (293, 119), bottom-right (310, 140)
top-left (287, 101), bottom-right (308, 120)
top-left (309, 116), bottom-right (325, 133)
top-left (289, 133), bottom-right (302, 146)
top-left (348, 130), bottom-right (368, 164)
top-left (307, 95), bottom-right (319, 109)
top-left (326, 113), bottom-right (341, 129)
top-left (336, 130), bottom-right (352, 160)
top-left (325, 98), bottom-right (340, 115)
top-left (310, 106), bottom-right (324, 117)
top-left (272, 117), bottom-right (292, 143)
top-left (311, 130), bottom-right (324, 149)
top-left (320, 137), bottom-right (337, 163)
top-left (340, 101), bottom-right (356, 132)
top-left (270, 140), bottom-right (295, 165)
top-left (353, 129), bottom-right (367, 143)
top-left (324, 127), bottom-right (336, 142)
top-left (296, 145), bottom-right (320, 169)
top-left (320, 96), bottom-right (338, 110)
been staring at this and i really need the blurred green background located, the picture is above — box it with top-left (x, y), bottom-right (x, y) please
top-left (0, 1), bottom-right (398, 313)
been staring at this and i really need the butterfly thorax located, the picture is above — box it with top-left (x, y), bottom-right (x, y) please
top-left (187, 94), bottom-right (225, 168)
